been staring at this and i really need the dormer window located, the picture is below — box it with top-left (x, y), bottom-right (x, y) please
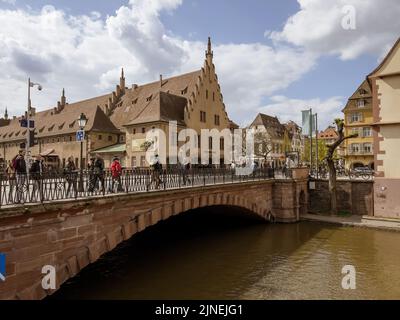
top-left (48, 125), bottom-right (55, 131)
top-left (59, 122), bottom-right (65, 130)
top-left (146, 95), bottom-right (152, 102)
top-left (181, 87), bottom-right (188, 95)
top-left (69, 121), bottom-right (75, 128)
top-left (132, 98), bottom-right (138, 105)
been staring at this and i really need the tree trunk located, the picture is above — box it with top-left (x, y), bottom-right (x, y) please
top-left (324, 119), bottom-right (356, 216)
top-left (327, 157), bottom-right (337, 215)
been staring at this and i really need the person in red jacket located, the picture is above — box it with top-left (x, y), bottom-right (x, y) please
top-left (109, 156), bottom-right (123, 193)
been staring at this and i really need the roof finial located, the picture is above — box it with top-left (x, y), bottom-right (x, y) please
top-left (205, 36), bottom-right (213, 61)
top-left (4, 107), bottom-right (8, 120)
top-left (121, 67), bottom-right (125, 79)
top-left (60, 88), bottom-right (66, 107)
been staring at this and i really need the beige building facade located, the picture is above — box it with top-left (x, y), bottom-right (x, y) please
top-left (249, 113), bottom-right (300, 168)
top-left (342, 80), bottom-right (374, 170)
top-left (369, 38), bottom-right (400, 218)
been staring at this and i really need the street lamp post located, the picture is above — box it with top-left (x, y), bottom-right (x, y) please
top-left (77, 113), bottom-right (88, 192)
top-left (26, 78), bottom-right (42, 179)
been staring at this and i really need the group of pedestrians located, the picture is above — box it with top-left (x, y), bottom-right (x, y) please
top-left (86, 154), bottom-right (123, 193)
top-left (2, 151), bottom-right (125, 202)
top-left (4, 150), bottom-right (46, 202)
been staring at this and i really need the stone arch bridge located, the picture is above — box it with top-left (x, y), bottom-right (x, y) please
top-left (0, 172), bottom-right (308, 300)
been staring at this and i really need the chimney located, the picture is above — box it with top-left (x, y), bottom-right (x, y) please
top-left (160, 74), bottom-right (163, 87)
top-left (112, 91), bottom-right (117, 104)
top-left (132, 84), bottom-right (138, 90)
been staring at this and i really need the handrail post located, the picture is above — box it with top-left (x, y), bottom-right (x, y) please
top-left (40, 173), bottom-right (44, 203)
top-left (0, 175), bottom-right (3, 209)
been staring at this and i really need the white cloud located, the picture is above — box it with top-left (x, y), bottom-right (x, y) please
top-left (270, 0), bottom-right (400, 61)
top-left (2, 0), bottom-right (396, 130)
top-left (258, 95), bottom-right (345, 130)
top-left (0, 0), bottom-right (318, 127)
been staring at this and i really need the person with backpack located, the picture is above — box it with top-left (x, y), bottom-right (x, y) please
top-left (181, 157), bottom-right (190, 186)
top-left (92, 153), bottom-right (105, 192)
top-left (6, 159), bottom-right (16, 202)
top-left (149, 154), bottom-right (162, 190)
top-left (30, 155), bottom-right (45, 195)
top-left (14, 150), bottom-right (27, 203)
top-left (64, 156), bottom-right (77, 196)
top-left (109, 156), bottom-right (123, 193)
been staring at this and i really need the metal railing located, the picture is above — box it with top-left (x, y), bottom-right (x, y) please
top-left (0, 167), bottom-right (281, 208)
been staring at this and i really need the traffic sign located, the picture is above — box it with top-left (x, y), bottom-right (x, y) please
top-left (0, 253), bottom-right (5, 281)
top-left (76, 130), bottom-right (85, 142)
top-left (20, 119), bottom-right (34, 128)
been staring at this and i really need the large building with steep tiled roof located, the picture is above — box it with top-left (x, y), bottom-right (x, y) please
top-left (0, 38), bottom-right (233, 168)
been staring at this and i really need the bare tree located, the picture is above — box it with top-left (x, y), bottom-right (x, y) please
top-left (254, 131), bottom-right (273, 163)
top-left (326, 119), bottom-right (358, 215)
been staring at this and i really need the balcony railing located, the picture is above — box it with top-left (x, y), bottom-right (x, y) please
top-left (0, 167), bottom-right (284, 209)
top-left (347, 150), bottom-right (373, 155)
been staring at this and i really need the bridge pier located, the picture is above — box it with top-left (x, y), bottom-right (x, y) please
top-left (0, 178), bottom-right (308, 300)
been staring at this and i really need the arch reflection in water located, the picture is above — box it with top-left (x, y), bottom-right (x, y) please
top-left (50, 206), bottom-right (400, 300)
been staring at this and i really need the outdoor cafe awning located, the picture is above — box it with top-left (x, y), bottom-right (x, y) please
top-left (91, 144), bottom-right (126, 154)
top-left (40, 149), bottom-right (58, 157)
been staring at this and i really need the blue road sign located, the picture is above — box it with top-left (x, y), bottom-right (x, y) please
top-left (76, 130), bottom-right (85, 142)
top-left (0, 253), bottom-right (5, 281)
top-left (20, 119), bottom-right (34, 128)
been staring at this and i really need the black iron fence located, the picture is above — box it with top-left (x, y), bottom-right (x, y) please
top-left (0, 168), bottom-right (281, 208)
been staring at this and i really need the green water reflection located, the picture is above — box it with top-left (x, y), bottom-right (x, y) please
top-left (51, 207), bottom-right (400, 300)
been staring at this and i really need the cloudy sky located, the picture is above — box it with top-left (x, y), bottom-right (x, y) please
top-left (0, 0), bottom-right (399, 129)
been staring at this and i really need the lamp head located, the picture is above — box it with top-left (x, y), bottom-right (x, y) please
top-left (78, 113), bottom-right (88, 128)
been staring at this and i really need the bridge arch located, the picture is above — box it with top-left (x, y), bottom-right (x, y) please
top-left (0, 178), bottom-right (308, 300)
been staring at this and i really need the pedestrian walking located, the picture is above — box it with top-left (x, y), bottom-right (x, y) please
top-left (181, 157), bottom-right (190, 186)
top-left (109, 156), bottom-right (123, 193)
top-left (92, 154), bottom-right (105, 192)
top-left (14, 150), bottom-right (27, 203)
top-left (30, 155), bottom-right (45, 198)
top-left (5, 159), bottom-right (16, 202)
top-left (149, 154), bottom-right (162, 190)
top-left (64, 156), bottom-right (78, 196)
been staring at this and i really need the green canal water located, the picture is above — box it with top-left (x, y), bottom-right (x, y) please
top-left (51, 207), bottom-right (400, 300)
